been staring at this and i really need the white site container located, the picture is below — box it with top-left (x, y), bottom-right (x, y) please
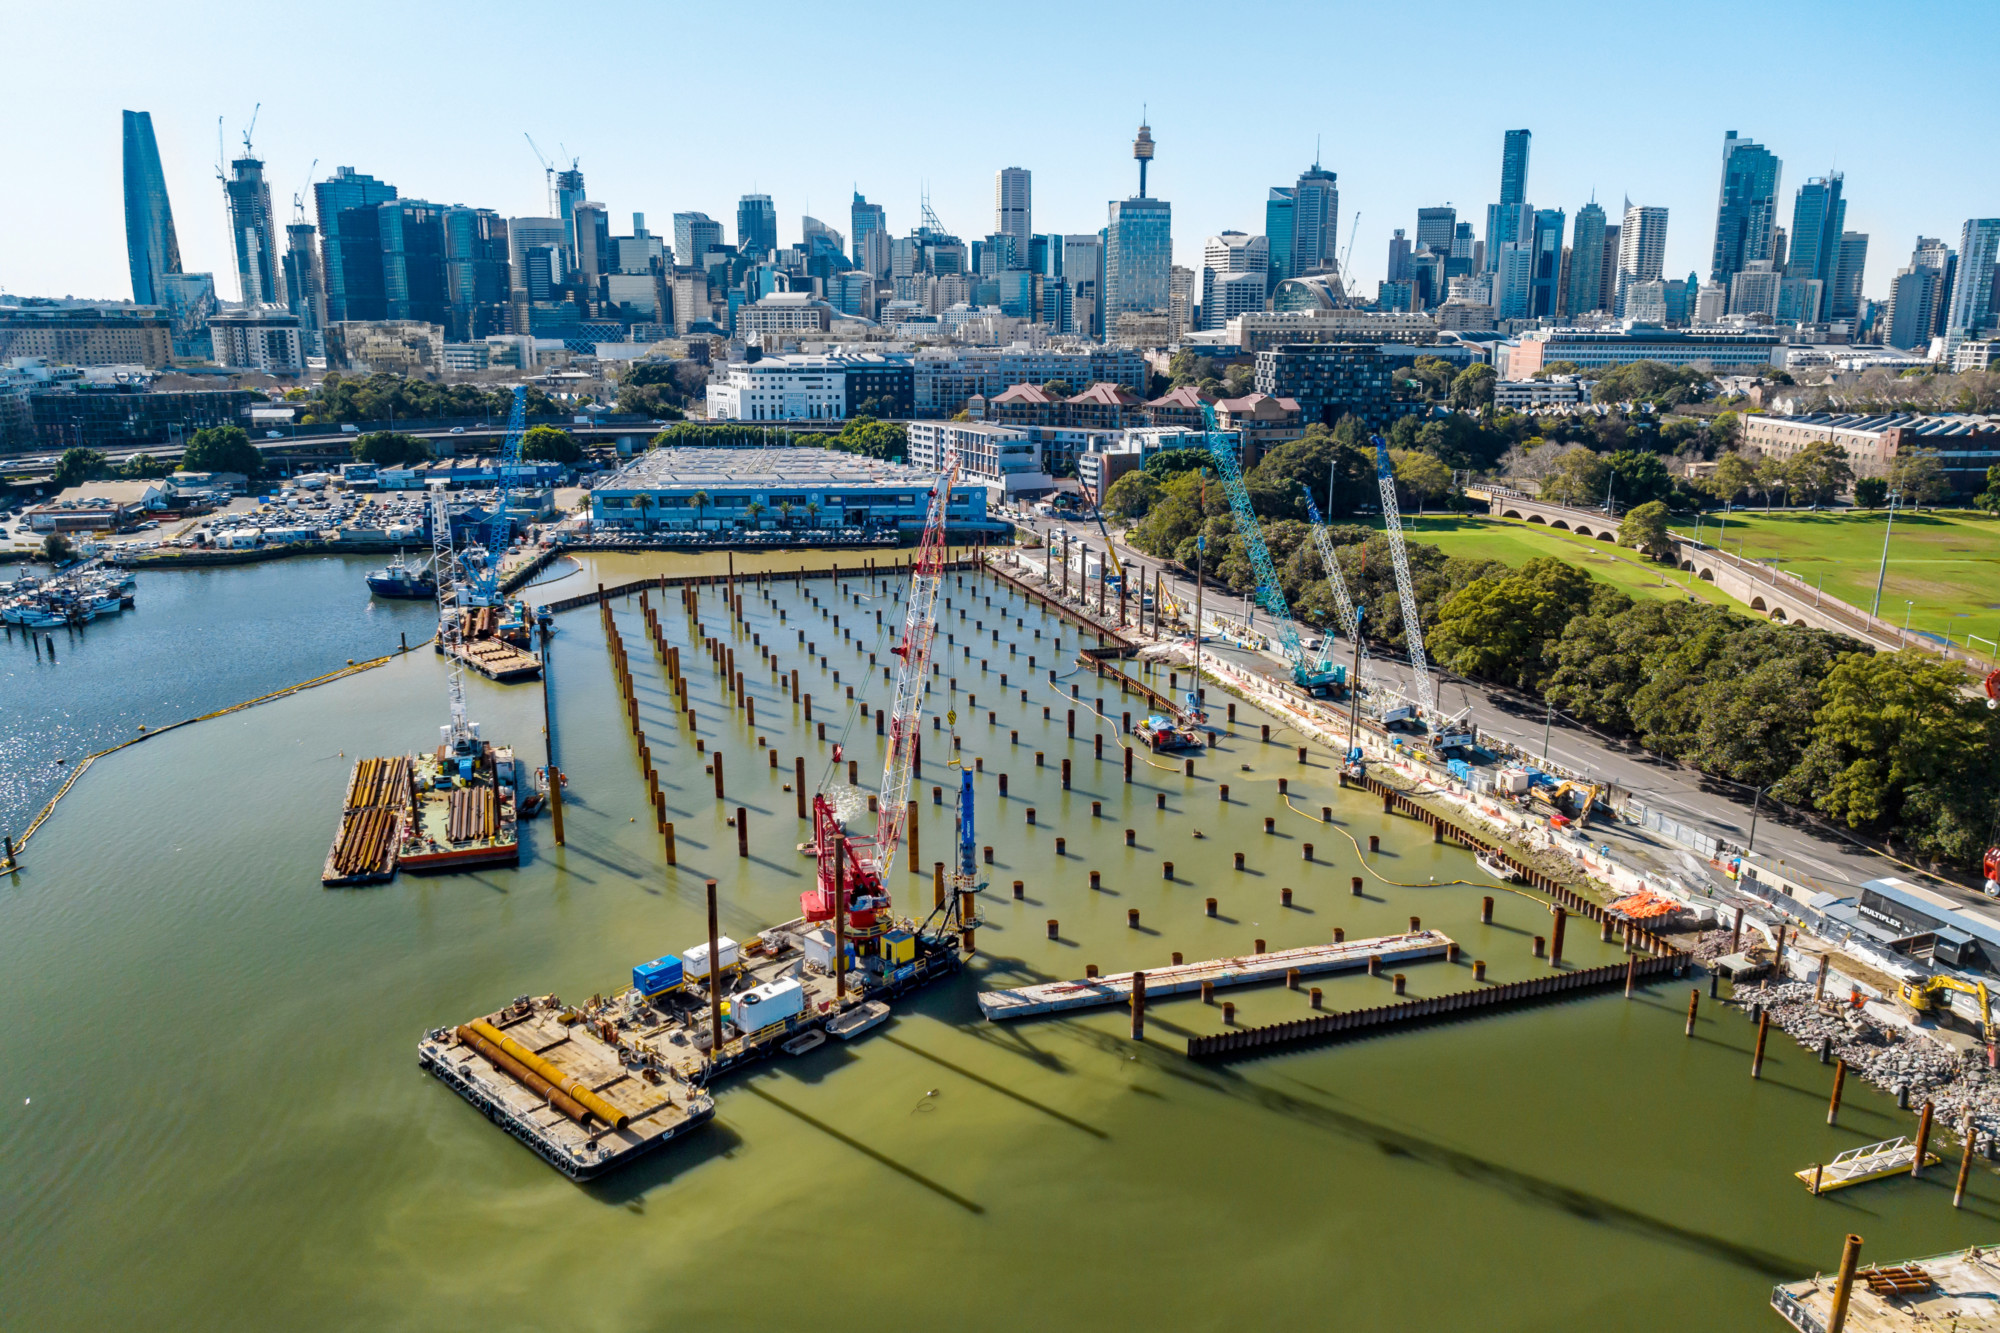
top-left (1496, 768), bottom-right (1532, 795)
top-left (731, 977), bottom-right (805, 1035)
top-left (682, 937), bottom-right (741, 982)
top-left (800, 928), bottom-right (836, 970)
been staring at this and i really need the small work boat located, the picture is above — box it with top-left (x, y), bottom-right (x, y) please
top-left (826, 1000), bottom-right (890, 1040)
top-left (366, 552), bottom-right (437, 600)
top-left (1476, 850), bottom-right (1522, 881)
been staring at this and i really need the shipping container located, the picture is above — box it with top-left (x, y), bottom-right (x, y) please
top-left (730, 977), bottom-right (804, 1035)
top-left (681, 937), bottom-right (741, 981)
top-left (633, 955), bottom-right (684, 996)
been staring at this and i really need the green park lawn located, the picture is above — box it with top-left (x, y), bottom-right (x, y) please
top-left (1671, 507), bottom-right (2000, 650)
top-left (1395, 509), bottom-right (2000, 656)
top-left (1395, 515), bottom-right (1740, 610)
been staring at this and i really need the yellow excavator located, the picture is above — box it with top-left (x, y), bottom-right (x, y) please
top-left (1897, 976), bottom-right (1997, 1063)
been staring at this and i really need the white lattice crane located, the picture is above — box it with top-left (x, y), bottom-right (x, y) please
top-left (1371, 435), bottom-right (1474, 750)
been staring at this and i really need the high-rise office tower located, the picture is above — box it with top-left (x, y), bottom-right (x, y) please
top-left (851, 193), bottom-right (887, 273)
top-left (1529, 209), bottom-right (1565, 318)
top-left (507, 216), bottom-right (568, 321)
top-left (995, 168), bottom-right (1031, 264)
top-left (1786, 175), bottom-right (1846, 288)
top-left (1499, 130), bottom-right (1531, 208)
top-left (1386, 230), bottom-right (1412, 283)
top-left (1886, 265), bottom-right (1943, 350)
top-left (1947, 218), bottom-right (2000, 346)
top-left (1265, 188), bottom-right (1295, 292)
top-left (572, 201), bottom-right (610, 290)
top-left (312, 166), bottom-right (398, 323)
top-left (1566, 201), bottom-right (1607, 316)
top-left (674, 212), bottom-right (725, 269)
top-left (556, 166), bottom-right (587, 259)
top-left (1710, 131), bottom-right (1782, 286)
top-left (1202, 231), bottom-right (1268, 328)
top-left (1615, 205), bottom-right (1669, 314)
top-left (122, 110), bottom-right (183, 305)
top-left (1598, 224), bottom-right (1621, 314)
top-left (223, 148), bottom-right (284, 307)
top-left (1484, 129), bottom-right (1531, 272)
top-left (1829, 232), bottom-right (1868, 322)
top-left (1105, 197), bottom-right (1172, 336)
top-left (282, 219), bottom-right (325, 352)
top-left (1494, 243), bottom-right (1534, 321)
top-left (1063, 234), bottom-right (1103, 337)
top-left (1912, 236), bottom-right (1957, 341)
top-left (737, 194), bottom-right (777, 257)
top-left (1415, 206), bottom-right (1456, 254)
top-left (1291, 164), bottom-right (1339, 277)
top-left (443, 206), bottom-right (511, 340)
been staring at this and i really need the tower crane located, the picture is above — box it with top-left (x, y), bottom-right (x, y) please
top-left (523, 133), bottom-right (556, 215)
top-left (465, 386), bottom-right (527, 607)
top-left (799, 441), bottom-right (959, 935)
top-left (1198, 404), bottom-right (1343, 697)
top-left (1371, 434), bottom-right (1474, 750)
top-left (1298, 483), bottom-right (1361, 646)
top-left (430, 489), bottom-right (479, 778)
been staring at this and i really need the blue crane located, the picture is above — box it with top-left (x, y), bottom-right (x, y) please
top-left (1198, 405), bottom-right (1344, 697)
top-left (1371, 434), bottom-right (1474, 750)
top-left (466, 386), bottom-right (527, 607)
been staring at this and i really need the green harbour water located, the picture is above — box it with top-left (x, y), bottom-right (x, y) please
top-left (0, 550), bottom-right (1990, 1330)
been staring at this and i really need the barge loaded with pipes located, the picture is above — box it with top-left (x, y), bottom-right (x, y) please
top-left (420, 440), bottom-right (977, 1179)
top-left (321, 734), bottom-right (519, 885)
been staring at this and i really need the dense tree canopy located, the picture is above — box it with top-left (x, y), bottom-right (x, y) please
top-left (350, 431), bottom-right (430, 467)
top-left (181, 425), bottom-right (263, 478)
top-left (520, 426), bottom-right (582, 464)
top-left (303, 373), bottom-right (557, 425)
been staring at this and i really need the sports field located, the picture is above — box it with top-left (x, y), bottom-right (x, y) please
top-left (1397, 509), bottom-right (2000, 654)
top-left (1396, 515), bottom-right (1738, 609)
top-left (1673, 508), bottom-right (2000, 648)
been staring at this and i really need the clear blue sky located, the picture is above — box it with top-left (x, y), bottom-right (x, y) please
top-left (5, 0), bottom-right (1993, 308)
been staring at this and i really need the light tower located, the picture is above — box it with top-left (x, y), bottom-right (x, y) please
top-left (1132, 119), bottom-right (1155, 198)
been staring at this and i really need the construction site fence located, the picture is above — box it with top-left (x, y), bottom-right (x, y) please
top-left (1187, 953), bottom-right (1685, 1059)
top-left (536, 556), bottom-right (988, 617)
top-left (1625, 799), bottom-right (1724, 860)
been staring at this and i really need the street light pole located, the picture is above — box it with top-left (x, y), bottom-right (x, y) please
top-left (1747, 785), bottom-right (1764, 854)
top-left (1541, 702), bottom-right (1553, 762)
top-left (1870, 489), bottom-right (1900, 619)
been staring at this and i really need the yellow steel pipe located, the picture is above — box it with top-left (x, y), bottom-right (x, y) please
top-left (468, 1019), bottom-right (630, 1130)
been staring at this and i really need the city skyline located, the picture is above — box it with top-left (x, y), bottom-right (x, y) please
top-left (7, 0), bottom-right (1996, 310)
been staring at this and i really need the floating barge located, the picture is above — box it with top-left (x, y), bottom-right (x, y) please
top-left (321, 755), bottom-right (413, 886)
top-left (439, 602), bottom-right (542, 682)
top-left (398, 740), bottom-right (520, 873)
top-left (1773, 1245), bottom-right (2000, 1331)
top-left (978, 930), bottom-right (1454, 1021)
top-left (421, 914), bottom-right (961, 1179)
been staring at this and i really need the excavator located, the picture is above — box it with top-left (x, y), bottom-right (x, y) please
top-left (1897, 975), bottom-right (1997, 1065)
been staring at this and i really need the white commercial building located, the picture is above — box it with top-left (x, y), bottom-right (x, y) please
top-left (589, 446), bottom-right (987, 533)
top-left (704, 354), bottom-right (849, 422)
top-left (906, 421), bottom-right (1055, 498)
top-left (1493, 378), bottom-right (1587, 411)
top-left (208, 304), bottom-right (305, 374)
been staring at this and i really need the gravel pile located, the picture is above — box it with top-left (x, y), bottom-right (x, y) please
top-left (1734, 978), bottom-right (2000, 1147)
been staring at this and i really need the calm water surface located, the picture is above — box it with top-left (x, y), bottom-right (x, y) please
top-left (0, 553), bottom-right (1988, 1330)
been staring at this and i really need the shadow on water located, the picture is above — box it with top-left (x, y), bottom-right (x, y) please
top-left (881, 1034), bottom-right (1107, 1138)
top-left (580, 1119), bottom-right (745, 1206)
top-left (1048, 1019), bottom-right (1818, 1278)
top-left (742, 1079), bottom-right (985, 1214)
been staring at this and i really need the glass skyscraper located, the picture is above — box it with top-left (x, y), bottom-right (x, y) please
top-left (312, 167), bottom-right (398, 323)
top-left (737, 194), bottom-right (777, 257)
top-left (122, 110), bottom-right (182, 305)
top-left (1498, 130), bottom-right (1531, 208)
top-left (1104, 197), bottom-right (1172, 337)
top-left (1567, 202), bottom-right (1607, 316)
top-left (1710, 131), bottom-right (1782, 286)
top-left (1264, 188), bottom-right (1295, 293)
top-left (1529, 208), bottom-right (1565, 318)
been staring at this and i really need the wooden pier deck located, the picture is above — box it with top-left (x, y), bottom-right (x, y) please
top-left (977, 930), bottom-right (1453, 1021)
